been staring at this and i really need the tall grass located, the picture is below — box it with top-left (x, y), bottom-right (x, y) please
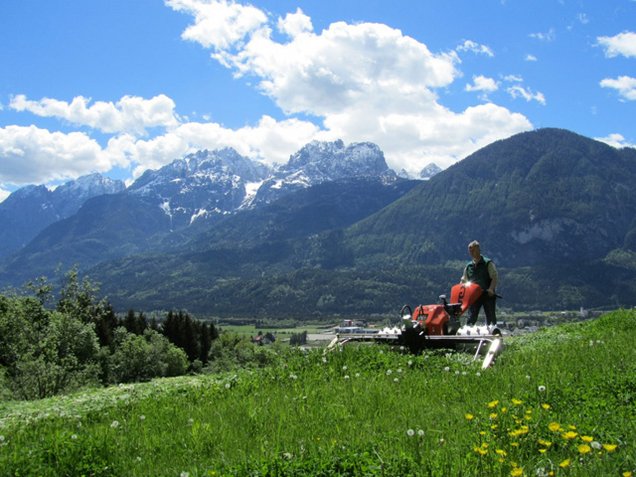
top-left (1, 310), bottom-right (635, 476)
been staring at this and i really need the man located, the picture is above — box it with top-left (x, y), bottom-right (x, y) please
top-left (461, 240), bottom-right (498, 326)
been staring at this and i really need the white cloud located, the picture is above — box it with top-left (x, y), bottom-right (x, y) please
top-left (529, 28), bottom-right (556, 42)
top-left (0, 125), bottom-right (128, 184)
top-left (525, 54), bottom-right (537, 62)
top-left (507, 85), bottom-right (546, 105)
top-left (598, 31), bottom-right (636, 58)
top-left (9, 94), bottom-right (179, 136)
top-left (277, 8), bottom-right (313, 38)
top-left (165, 0), bottom-right (268, 51)
top-left (166, 0), bottom-right (531, 175)
top-left (465, 75), bottom-right (499, 94)
top-left (595, 133), bottom-right (636, 149)
top-left (0, 186), bottom-right (10, 203)
top-left (503, 74), bottom-right (523, 83)
top-left (456, 40), bottom-right (494, 57)
top-left (600, 75), bottom-right (636, 100)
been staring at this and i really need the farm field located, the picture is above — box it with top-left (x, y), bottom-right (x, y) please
top-left (1, 310), bottom-right (635, 476)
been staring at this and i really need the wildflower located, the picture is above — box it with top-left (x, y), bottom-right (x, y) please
top-left (289, 374), bottom-right (297, 380)
top-left (444, 366), bottom-right (450, 372)
top-left (537, 439), bottom-right (552, 448)
top-left (526, 375), bottom-right (531, 380)
top-left (110, 420), bottom-right (120, 429)
top-left (602, 443), bottom-right (618, 452)
top-left (408, 360), bottom-right (413, 366)
top-left (180, 472), bottom-right (189, 477)
top-left (559, 459), bottom-right (571, 468)
top-left (406, 429), bottom-right (415, 437)
top-left (495, 449), bottom-right (507, 457)
top-left (225, 382), bottom-right (231, 389)
top-left (548, 422), bottom-right (562, 432)
top-left (386, 369), bottom-right (393, 375)
top-left (511, 467), bottom-right (523, 477)
top-left (541, 403), bottom-right (551, 410)
top-left (71, 434), bottom-right (78, 440)
top-left (538, 385), bottom-right (546, 393)
top-left (355, 372), bottom-right (360, 378)
top-left (489, 413), bottom-right (498, 420)
top-left (475, 371), bottom-right (481, 377)
top-left (487, 400), bottom-right (499, 408)
top-left (0, 436), bottom-right (4, 442)
top-left (397, 368), bottom-right (403, 373)
top-left (562, 431), bottom-right (578, 440)
top-left (344, 375), bottom-right (350, 380)
top-left (473, 445), bottom-right (488, 456)
top-left (139, 415), bottom-right (146, 421)
top-left (465, 413), bottom-right (475, 421)
top-left (511, 398), bottom-right (523, 405)
top-left (578, 444), bottom-right (592, 454)
top-left (580, 435), bottom-right (593, 443)
top-left (623, 472), bottom-right (633, 477)
top-left (342, 365), bottom-right (347, 371)
top-left (417, 429), bottom-right (425, 437)
top-left (591, 441), bottom-right (602, 450)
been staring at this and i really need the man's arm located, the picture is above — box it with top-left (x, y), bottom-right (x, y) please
top-left (487, 262), bottom-right (498, 295)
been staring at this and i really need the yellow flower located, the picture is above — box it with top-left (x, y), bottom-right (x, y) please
top-left (510, 468), bottom-right (523, 477)
top-left (490, 413), bottom-right (498, 420)
top-left (562, 431), bottom-right (578, 440)
top-left (496, 449), bottom-right (507, 457)
top-left (580, 435), bottom-right (593, 443)
top-left (559, 459), bottom-right (571, 468)
top-left (488, 400), bottom-right (499, 408)
top-left (568, 425), bottom-right (576, 430)
top-left (511, 442), bottom-right (520, 447)
top-left (511, 398), bottom-right (523, 405)
top-left (622, 472), bottom-right (632, 477)
top-left (538, 438), bottom-right (552, 447)
top-left (578, 444), bottom-right (592, 454)
top-left (548, 422), bottom-right (562, 432)
top-left (465, 413), bottom-right (474, 421)
top-left (473, 446), bottom-right (488, 456)
top-left (541, 403), bottom-right (551, 410)
top-left (538, 448), bottom-right (547, 454)
top-left (603, 443), bottom-right (618, 452)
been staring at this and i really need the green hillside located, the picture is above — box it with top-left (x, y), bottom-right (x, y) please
top-left (1, 310), bottom-right (635, 476)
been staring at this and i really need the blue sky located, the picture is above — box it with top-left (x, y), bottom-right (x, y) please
top-left (1, 0), bottom-right (635, 201)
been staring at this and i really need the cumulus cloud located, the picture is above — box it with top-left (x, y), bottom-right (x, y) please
top-left (595, 133), bottom-right (636, 149)
top-left (456, 40), bottom-right (494, 57)
top-left (0, 125), bottom-right (128, 184)
top-left (507, 85), bottom-right (546, 105)
top-left (525, 54), bottom-right (538, 62)
top-left (600, 75), bottom-right (636, 101)
top-left (598, 31), bottom-right (636, 58)
top-left (165, 0), bottom-right (531, 174)
top-left (465, 75), bottom-right (499, 94)
top-left (9, 94), bottom-right (179, 136)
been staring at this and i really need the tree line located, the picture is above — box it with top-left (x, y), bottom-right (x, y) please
top-left (0, 270), bottom-right (219, 400)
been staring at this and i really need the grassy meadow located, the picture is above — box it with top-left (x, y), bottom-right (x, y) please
top-left (1, 310), bottom-right (635, 476)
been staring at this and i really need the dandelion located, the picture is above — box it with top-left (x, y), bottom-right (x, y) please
top-left (465, 413), bottom-right (475, 421)
top-left (394, 377), bottom-right (399, 383)
top-left (417, 429), bottom-right (425, 437)
top-left (473, 445), bottom-right (488, 456)
top-left (386, 369), bottom-right (393, 376)
top-left (289, 374), bottom-right (297, 380)
top-left (602, 443), bottom-right (618, 452)
top-left (548, 422), bottom-right (562, 432)
top-left (71, 434), bottom-right (78, 440)
top-left (580, 435), bottom-right (593, 443)
top-left (444, 366), bottom-right (450, 372)
top-left (578, 444), bottom-right (592, 454)
top-left (591, 441), bottom-right (602, 450)
top-left (489, 413), bottom-right (498, 420)
top-left (180, 472), bottom-right (189, 477)
top-left (139, 415), bottom-right (146, 421)
top-left (511, 398), bottom-right (523, 405)
top-left (541, 403), bottom-right (551, 410)
top-left (538, 385), bottom-right (546, 393)
top-left (406, 429), bottom-right (415, 437)
top-left (623, 472), bottom-right (633, 477)
top-left (496, 449), bottom-right (507, 457)
top-left (510, 467), bottom-right (523, 477)
top-left (559, 459), bottom-right (571, 468)
top-left (355, 372), bottom-right (360, 378)
top-left (537, 438), bottom-right (552, 448)
top-left (342, 365), bottom-right (347, 371)
top-left (475, 371), bottom-right (481, 377)
top-left (562, 431), bottom-right (578, 440)
top-left (110, 420), bottom-right (120, 429)
top-left (225, 383), bottom-right (231, 389)
top-left (487, 400), bottom-right (499, 408)
top-left (0, 436), bottom-right (4, 442)
top-left (344, 375), bottom-right (350, 380)
top-left (408, 360), bottom-right (413, 366)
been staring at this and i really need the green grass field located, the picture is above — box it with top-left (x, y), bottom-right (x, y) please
top-left (1, 310), bottom-right (635, 476)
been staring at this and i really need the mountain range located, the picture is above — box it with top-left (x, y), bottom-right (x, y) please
top-left (1, 128), bottom-right (635, 315)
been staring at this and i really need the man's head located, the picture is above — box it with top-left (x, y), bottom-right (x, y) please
top-left (468, 240), bottom-right (481, 262)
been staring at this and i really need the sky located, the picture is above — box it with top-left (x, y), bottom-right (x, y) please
top-left (1, 0), bottom-right (635, 202)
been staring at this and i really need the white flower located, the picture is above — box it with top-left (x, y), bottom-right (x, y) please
top-left (475, 372), bottom-right (481, 377)
top-left (394, 378), bottom-right (399, 383)
top-left (444, 367), bottom-right (450, 372)
top-left (408, 360), bottom-right (413, 366)
top-left (397, 368), bottom-right (403, 373)
top-left (225, 382), bottom-right (231, 389)
top-left (180, 472), bottom-right (190, 477)
top-left (139, 415), bottom-right (146, 421)
top-left (342, 365), bottom-right (348, 371)
top-left (110, 420), bottom-right (120, 429)
top-left (417, 429), bottom-right (425, 437)
top-left (0, 436), bottom-right (4, 442)
top-left (355, 372), bottom-right (360, 378)
top-left (344, 375), bottom-right (350, 380)
top-left (538, 385), bottom-right (546, 393)
top-left (71, 434), bottom-right (78, 440)
top-left (591, 441), bottom-right (602, 450)
top-left (289, 374), bottom-right (297, 380)
top-left (386, 369), bottom-right (393, 375)
top-left (406, 429), bottom-right (415, 437)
